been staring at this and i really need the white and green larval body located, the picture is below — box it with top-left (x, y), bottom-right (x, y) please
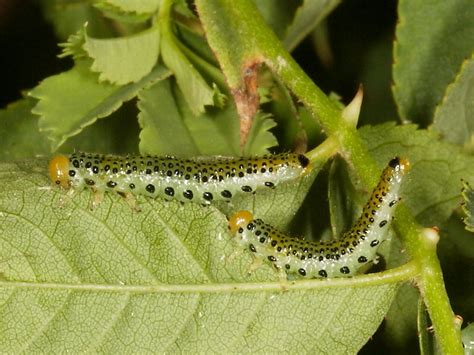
top-left (49, 152), bottom-right (311, 205)
top-left (229, 157), bottom-right (410, 278)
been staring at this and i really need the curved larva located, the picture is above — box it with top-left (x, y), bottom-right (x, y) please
top-left (228, 157), bottom-right (410, 278)
top-left (48, 152), bottom-right (311, 204)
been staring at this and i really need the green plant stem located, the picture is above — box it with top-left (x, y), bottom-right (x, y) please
top-left (195, 1), bottom-right (463, 353)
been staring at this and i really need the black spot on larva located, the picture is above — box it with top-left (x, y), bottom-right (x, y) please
top-left (202, 176), bottom-right (208, 183)
top-left (271, 240), bottom-right (277, 247)
top-left (370, 240), bottom-right (380, 247)
top-left (146, 184), bottom-right (155, 193)
top-left (154, 166), bottom-right (159, 172)
top-left (241, 185), bottom-right (252, 192)
top-left (247, 223), bottom-right (255, 230)
top-left (68, 170), bottom-right (76, 177)
top-left (285, 264), bottom-right (290, 270)
top-left (268, 255), bottom-right (277, 262)
top-left (183, 190), bottom-right (193, 200)
top-left (107, 181), bottom-right (117, 188)
top-left (249, 244), bottom-right (256, 253)
top-left (203, 192), bottom-right (213, 201)
top-left (166, 170), bottom-right (172, 177)
top-left (221, 190), bottom-right (232, 198)
top-left (379, 220), bottom-right (388, 227)
top-left (264, 181), bottom-right (275, 188)
top-left (238, 227), bottom-right (243, 233)
top-left (92, 166), bottom-right (99, 174)
top-left (318, 270), bottom-right (327, 278)
top-left (389, 157), bottom-right (400, 169)
top-left (340, 266), bottom-right (350, 274)
top-left (389, 200), bottom-right (397, 207)
top-left (146, 169), bottom-right (152, 175)
top-left (129, 183), bottom-right (135, 189)
top-left (298, 268), bottom-right (306, 276)
top-left (72, 160), bottom-right (80, 168)
top-left (164, 187), bottom-right (174, 196)
top-left (358, 256), bottom-right (368, 263)
top-left (256, 230), bottom-right (262, 236)
top-left (85, 162), bottom-right (92, 168)
top-left (259, 237), bottom-right (266, 243)
top-left (104, 164), bottom-right (110, 172)
top-left (112, 168), bottom-right (118, 174)
top-left (85, 179), bottom-right (95, 186)
top-left (246, 167), bottom-right (252, 174)
top-left (55, 180), bottom-right (60, 185)
top-left (238, 172), bottom-right (244, 178)
top-left (298, 154), bottom-right (310, 168)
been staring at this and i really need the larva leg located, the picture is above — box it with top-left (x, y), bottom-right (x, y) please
top-left (119, 192), bottom-right (141, 212)
top-left (90, 189), bottom-right (104, 210)
top-left (246, 257), bottom-right (263, 275)
top-left (225, 248), bottom-right (244, 263)
top-left (56, 187), bottom-right (76, 208)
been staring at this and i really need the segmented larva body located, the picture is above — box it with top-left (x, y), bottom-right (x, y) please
top-left (49, 152), bottom-right (310, 204)
top-left (228, 158), bottom-right (410, 279)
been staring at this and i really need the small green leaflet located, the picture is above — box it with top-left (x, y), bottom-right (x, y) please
top-left (83, 25), bottom-right (161, 85)
top-left (29, 62), bottom-right (171, 151)
top-left (432, 54), bottom-right (474, 146)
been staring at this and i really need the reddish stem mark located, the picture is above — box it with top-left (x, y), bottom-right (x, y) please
top-left (232, 61), bottom-right (261, 150)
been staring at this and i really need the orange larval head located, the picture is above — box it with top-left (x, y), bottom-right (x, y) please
top-left (48, 155), bottom-right (70, 189)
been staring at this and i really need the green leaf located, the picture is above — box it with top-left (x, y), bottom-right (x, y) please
top-left (83, 26), bottom-right (161, 85)
top-left (173, 85), bottom-right (240, 156)
top-left (39, 0), bottom-right (114, 41)
top-left (417, 299), bottom-right (434, 355)
top-left (60, 102), bottom-right (141, 155)
top-left (160, 34), bottom-right (217, 115)
top-left (431, 54), bottom-right (474, 146)
top-left (138, 79), bottom-right (278, 158)
top-left (99, 0), bottom-right (160, 14)
top-left (253, 1), bottom-right (300, 40)
top-left (0, 159), bottom-right (401, 352)
top-left (393, 0), bottom-right (474, 125)
top-left (283, 0), bottom-right (341, 51)
top-left (0, 97), bottom-right (50, 160)
top-left (138, 79), bottom-right (199, 156)
top-left (94, 2), bottom-right (153, 23)
top-left (29, 61), bottom-right (171, 151)
top-left (242, 112), bottom-right (278, 156)
top-left (360, 122), bottom-right (474, 226)
top-left (384, 283), bottom-right (419, 348)
top-left (328, 157), bottom-right (361, 238)
top-left (461, 180), bottom-right (474, 232)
